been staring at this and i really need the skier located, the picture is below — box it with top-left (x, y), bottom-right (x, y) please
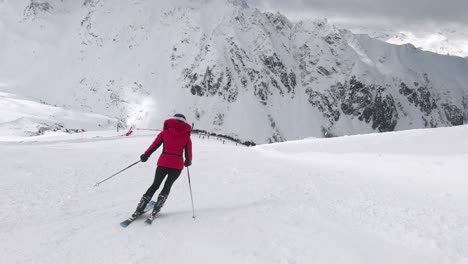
top-left (131, 113), bottom-right (192, 219)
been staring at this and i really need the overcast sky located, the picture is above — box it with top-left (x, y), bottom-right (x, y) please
top-left (247, 0), bottom-right (468, 29)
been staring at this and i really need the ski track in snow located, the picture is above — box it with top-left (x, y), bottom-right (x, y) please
top-left (0, 126), bottom-right (467, 264)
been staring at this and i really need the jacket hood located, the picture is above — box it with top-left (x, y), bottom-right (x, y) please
top-left (163, 118), bottom-right (192, 135)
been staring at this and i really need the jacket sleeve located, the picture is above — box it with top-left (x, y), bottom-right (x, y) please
top-left (184, 137), bottom-right (192, 164)
top-left (144, 132), bottom-right (163, 156)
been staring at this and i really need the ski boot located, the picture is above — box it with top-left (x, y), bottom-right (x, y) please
top-left (131, 195), bottom-right (151, 217)
top-left (151, 194), bottom-right (167, 218)
top-left (145, 194), bottom-right (167, 225)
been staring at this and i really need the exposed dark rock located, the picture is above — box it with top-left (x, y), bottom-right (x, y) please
top-left (260, 53), bottom-right (296, 95)
top-left (324, 33), bottom-right (342, 45)
top-left (399, 82), bottom-right (437, 115)
top-left (317, 66), bottom-right (331, 76)
top-left (442, 103), bottom-right (464, 126)
top-left (24, 1), bottom-right (53, 18)
top-left (190, 84), bottom-right (204, 96)
top-left (254, 81), bottom-right (271, 105)
top-left (267, 115), bottom-right (285, 143)
top-left (83, 0), bottom-right (100, 7)
top-left (228, 38), bottom-right (248, 69)
top-left (186, 66), bottom-right (238, 102)
top-left (31, 123), bottom-right (85, 136)
top-left (464, 95), bottom-right (468, 123)
top-left (305, 89), bottom-right (340, 122)
top-left (339, 78), bottom-right (398, 132)
top-left (213, 113), bottom-right (224, 126)
top-left (422, 116), bottom-right (438, 128)
top-left (372, 89), bottom-right (398, 132)
top-left (306, 77), bottom-right (398, 133)
top-left (321, 127), bottom-right (337, 138)
top-left (265, 12), bottom-right (292, 31)
top-left (340, 77), bottom-right (373, 120)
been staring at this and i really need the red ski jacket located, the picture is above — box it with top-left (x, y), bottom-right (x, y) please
top-left (144, 118), bottom-right (192, 170)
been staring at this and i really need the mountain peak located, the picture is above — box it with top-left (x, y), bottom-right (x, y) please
top-left (227, 0), bottom-right (249, 8)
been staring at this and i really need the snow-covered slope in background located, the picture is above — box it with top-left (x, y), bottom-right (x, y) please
top-left (0, 92), bottom-right (117, 138)
top-left (346, 25), bottom-right (468, 58)
top-left (386, 31), bottom-right (468, 58)
top-left (1, 0), bottom-right (468, 143)
top-left (1, 125), bottom-right (467, 263)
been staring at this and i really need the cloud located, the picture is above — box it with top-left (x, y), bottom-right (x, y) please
top-left (248, 0), bottom-right (468, 26)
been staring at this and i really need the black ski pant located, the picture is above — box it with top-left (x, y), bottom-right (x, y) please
top-left (144, 166), bottom-right (182, 198)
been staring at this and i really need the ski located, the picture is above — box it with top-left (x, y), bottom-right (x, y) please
top-left (120, 201), bottom-right (156, 228)
top-left (144, 208), bottom-right (161, 225)
top-left (144, 216), bottom-right (154, 225)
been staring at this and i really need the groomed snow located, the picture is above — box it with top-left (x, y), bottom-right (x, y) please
top-left (1, 125), bottom-right (467, 263)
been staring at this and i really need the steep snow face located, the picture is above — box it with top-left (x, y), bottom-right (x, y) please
top-left (1, 0), bottom-right (468, 143)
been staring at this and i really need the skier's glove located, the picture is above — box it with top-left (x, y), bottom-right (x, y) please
top-left (140, 154), bottom-right (149, 162)
top-left (184, 160), bottom-right (191, 167)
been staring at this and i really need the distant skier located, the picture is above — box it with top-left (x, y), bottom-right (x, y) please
top-left (132, 113), bottom-right (192, 218)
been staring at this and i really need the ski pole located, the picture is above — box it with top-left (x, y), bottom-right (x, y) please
top-left (94, 160), bottom-right (141, 187)
top-left (186, 167), bottom-right (196, 219)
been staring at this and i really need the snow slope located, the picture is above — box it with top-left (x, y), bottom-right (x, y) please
top-left (344, 25), bottom-right (468, 58)
top-left (1, 125), bottom-right (467, 263)
top-left (0, 92), bottom-right (118, 139)
top-left (386, 31), bottom-right (468, 58)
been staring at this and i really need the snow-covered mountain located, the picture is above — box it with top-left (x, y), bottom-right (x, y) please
top-left (346, 25), bottom-right (468, 58)
top-left (1, 0), bottom-right (468, 143)
top-left (0, 91), bottom-right (117, 138)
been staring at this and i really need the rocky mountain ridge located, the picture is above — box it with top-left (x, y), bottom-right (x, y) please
top-left (0, 0), bottom-right (467, 143)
